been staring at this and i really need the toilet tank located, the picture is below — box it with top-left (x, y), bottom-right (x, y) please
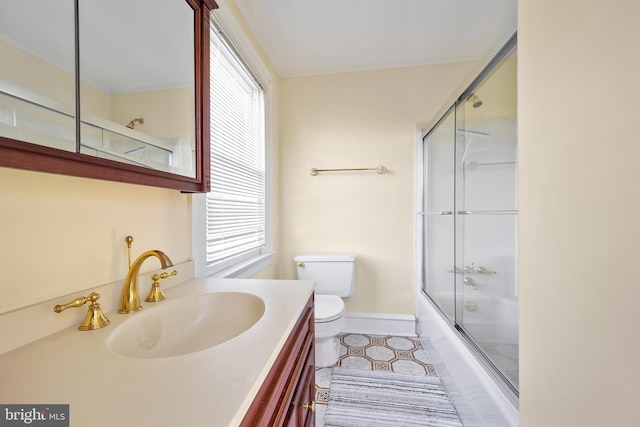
top-left (294, 254), bottom-right (356, 297)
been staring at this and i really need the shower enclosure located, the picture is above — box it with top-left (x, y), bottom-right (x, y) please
top-left (421, 36), bottom-right (518, 395)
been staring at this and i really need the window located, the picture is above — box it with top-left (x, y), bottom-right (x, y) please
top-left (204, 19), bottom-right (268, 276)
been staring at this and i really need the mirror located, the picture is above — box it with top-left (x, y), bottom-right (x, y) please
top-left (0, 0), bottom-right (216, 192)
top-left (78, 0), bottom-right (195, 177)
top-left (0, 0), bottom-right (76, 153)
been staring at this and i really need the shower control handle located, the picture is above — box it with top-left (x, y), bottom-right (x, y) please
top-left (463, 277), bottom-right (478, 290)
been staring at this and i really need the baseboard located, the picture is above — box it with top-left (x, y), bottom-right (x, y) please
top-left (344, 312), bottom-right (417, 336)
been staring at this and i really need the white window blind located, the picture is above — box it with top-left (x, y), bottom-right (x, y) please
top-left (207, 22), bottom-right (265, 274)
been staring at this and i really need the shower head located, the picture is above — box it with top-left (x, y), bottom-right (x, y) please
top-left (126, 117), bottom-right (144, 129)
top-left (467, 93), bottom-right (483, 108)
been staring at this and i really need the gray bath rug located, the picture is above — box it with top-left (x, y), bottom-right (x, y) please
top-left (324, 367), bottom-right (463, 427)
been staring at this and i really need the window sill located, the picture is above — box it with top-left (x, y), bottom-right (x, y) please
top-left (208, 252), bottom-right (275, 279)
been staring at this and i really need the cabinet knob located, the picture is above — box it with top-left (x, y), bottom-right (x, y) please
top-left (303, 401), bottom-right (315, 412)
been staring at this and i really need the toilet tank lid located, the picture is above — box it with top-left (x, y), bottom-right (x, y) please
top-left (294, 254), bottom-right (356, 262)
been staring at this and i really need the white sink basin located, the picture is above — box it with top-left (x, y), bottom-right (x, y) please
top-left (109, 292), bottom-right (265, 359)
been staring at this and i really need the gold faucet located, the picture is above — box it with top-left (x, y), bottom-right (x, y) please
top-left (118, 249), bottom-right (176, 314)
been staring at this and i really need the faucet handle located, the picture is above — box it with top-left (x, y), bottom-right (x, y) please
top-left (477, 266), bottom-right (496, 274)
top-left (145, 270), bottom-right (177, 303)
top-left (159, 270), bottom-right (178, 280)
top-left (54, 292), bottom-right (110, 331)
top-left (54, 296), bottom-right (89, 312)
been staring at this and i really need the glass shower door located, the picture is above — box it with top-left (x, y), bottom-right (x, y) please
top-left (422, 37), bottom-right (518, 395)
top-left (422, 107), bottom-right (456, 323)
top-left (454, 44), bottom-right (519, 392)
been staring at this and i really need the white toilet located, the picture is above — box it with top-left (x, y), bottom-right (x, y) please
top-left (294, 254), bottom-right (356, 367)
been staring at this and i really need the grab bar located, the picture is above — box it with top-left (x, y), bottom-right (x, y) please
top-left (310, 165), bottom-right (387, 176)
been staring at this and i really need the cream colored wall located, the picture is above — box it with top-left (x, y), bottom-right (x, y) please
top-left (279, 63), bottom-right (476, 315)
top-left (112, 88), bottom-right (194, 142)
top-left (519, 0), bottom-right (640, 425)
top-left (112, 88), bottom-right (195, 167)
top-left (1, 39), bottom-right (111, 118)
top-left (0, 167), bottom-right (191, 314)
top-left (0, 39), bottom-right (76, 107)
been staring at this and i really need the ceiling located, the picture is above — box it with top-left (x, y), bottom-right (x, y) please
top-left (235, 0), bottom-right (517, 77)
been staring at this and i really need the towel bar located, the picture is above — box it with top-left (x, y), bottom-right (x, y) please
top-left (310, 165), bottom-right (387, 176)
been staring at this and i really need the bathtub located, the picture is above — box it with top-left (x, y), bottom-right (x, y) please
top-left (416, 292), bottom-right (519, 426)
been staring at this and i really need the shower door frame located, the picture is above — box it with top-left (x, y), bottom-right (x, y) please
top-left (417, 33), bottom-right (519, 402)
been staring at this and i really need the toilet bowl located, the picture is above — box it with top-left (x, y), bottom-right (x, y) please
top-left (295, 254), bottom-right (356, 367)
top-left (314, 295), bottom-right (346, 365)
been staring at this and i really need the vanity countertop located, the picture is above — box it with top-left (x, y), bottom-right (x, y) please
top-left (0, 278), bottom-right (314, 427)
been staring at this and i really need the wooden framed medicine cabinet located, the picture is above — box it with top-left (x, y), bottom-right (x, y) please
top-left (0, 0), bottom-right (217, 192)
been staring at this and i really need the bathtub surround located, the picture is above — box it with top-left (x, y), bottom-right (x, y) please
top-left (325, 368), bottom-right (462, 427)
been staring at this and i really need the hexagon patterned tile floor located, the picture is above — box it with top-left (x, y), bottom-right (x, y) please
top-left (314, 333), bottom-right (437, 426)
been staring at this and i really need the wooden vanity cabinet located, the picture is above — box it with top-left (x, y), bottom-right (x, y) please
top-left (240, 295), bottom-right (316, 427)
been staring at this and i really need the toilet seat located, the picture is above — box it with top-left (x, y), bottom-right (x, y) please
top-left (314, 295), bottom-right (344, 323)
